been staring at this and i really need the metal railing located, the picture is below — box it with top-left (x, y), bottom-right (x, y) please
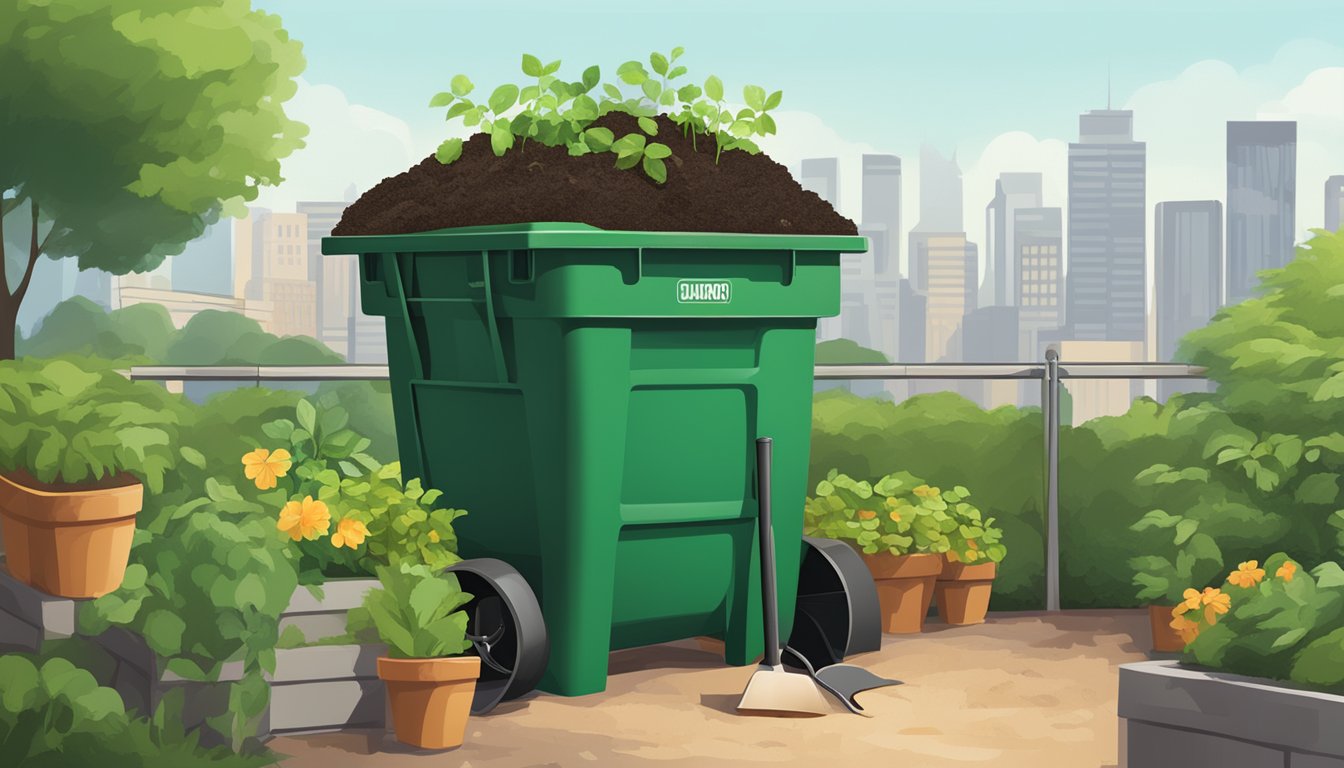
top-left (123, 354), bottom-right (1209, 612)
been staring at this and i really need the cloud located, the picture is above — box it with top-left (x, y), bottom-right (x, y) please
top-left (253, 79), bottom-right (452, 210)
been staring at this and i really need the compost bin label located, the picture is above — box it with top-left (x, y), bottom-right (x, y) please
top-left (676, 279), bottom-right (732, 304)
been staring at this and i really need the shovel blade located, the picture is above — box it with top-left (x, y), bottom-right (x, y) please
top-left (736, 664), bottom-right (832, 717)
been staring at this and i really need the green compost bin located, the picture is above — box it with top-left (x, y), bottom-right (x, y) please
top-left (323, 222), bottom-right (867, 696)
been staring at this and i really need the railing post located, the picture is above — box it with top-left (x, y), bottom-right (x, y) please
top-left (1044, 348), bottom-right (1061, 612)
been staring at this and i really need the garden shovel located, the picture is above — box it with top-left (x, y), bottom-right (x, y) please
top-left (736, 437), bottom-right (832, 717)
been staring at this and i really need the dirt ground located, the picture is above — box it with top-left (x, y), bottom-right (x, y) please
top-left (269, 610), bottom-right (1149, 768)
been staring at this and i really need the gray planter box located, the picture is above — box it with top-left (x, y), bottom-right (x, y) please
top-left (0, 569), bottom-right (387, 741)
top-left (1119, 660), bottom-right (1344, 768)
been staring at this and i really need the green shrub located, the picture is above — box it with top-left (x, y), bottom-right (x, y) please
top-left (0, 358), bottom-right (182, 491)
top-left (1182, 553), bottom-right (1344, 693)
top-left (361, 563), bottom-right (473, 659)
top-left (0, 656), bottom-right (275, 767)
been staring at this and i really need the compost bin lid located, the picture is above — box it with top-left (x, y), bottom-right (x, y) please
top-left (322, 221), bottom-right (869, 257)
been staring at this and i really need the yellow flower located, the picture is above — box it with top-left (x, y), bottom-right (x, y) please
top-left (912, 485), bottom-right (940, 499)
top-left (242, 448), bottom-right (292, 490)
top-left (427, 529), bottom-right (441, 544)
top-left (888, 510), bottom-right (902, 523)
top-left (858, 510), bottom-right (877, 520)
top-left (330, 518), bottom-right (370, 550)
top-left (1227, 560), bottom-right (1265, 588)
top-left (277, 496), bottom-right (330, 542)
top-left (1179, 588), bottom-right (1203, 612)
top-left (1169, 614), bottom-right (1201, 644)
top-left (1276, 561), bottom-right (1297, 582)
top-left (1201, 587), bottom-right (1231, 625)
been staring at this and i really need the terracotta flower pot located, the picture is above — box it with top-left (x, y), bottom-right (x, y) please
top-left (0, 471), bottom-right (142, 598)
top-left (1148, 604), bottom-right (1186, 652)
top-left (860, 552), bottom-right (943, 634)
top-left (378, 656), bottom-right (481, 750)
top-left (934, 560), bottom-right (997, 625)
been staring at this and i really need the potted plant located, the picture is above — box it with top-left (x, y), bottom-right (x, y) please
top-left (804, 469), bottom-right (956, 633)
top-left (1125, 462), bottom-right (1285, 652)
top-left (933, 485), bottom-right (1006, 625)
top-left (363, 562), bottom-right (479, 750)
top-left (0, 359), bottom-right (178, 597)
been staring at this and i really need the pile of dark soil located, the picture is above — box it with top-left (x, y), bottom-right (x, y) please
top-left (332, 112), bottom-right (856, 237)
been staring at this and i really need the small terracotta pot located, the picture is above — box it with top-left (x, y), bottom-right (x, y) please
top-left (1148, 604), bottom-right (1186, 652)
top-left (934, 560), bottom-right (997, 625)
top-left (860, 552), bottom-right (943, 634)
top-left (378, 656), bottom-right (480, 750)
top-left (0, 472), bottom-right (142, 598)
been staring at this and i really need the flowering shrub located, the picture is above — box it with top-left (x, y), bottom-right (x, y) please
top-left (804, 469), bottom-right (1003, 562)
top-left (1170, 553), bottom-right (1344, 693)
top-left (241, 396), bottom-right (465, 583)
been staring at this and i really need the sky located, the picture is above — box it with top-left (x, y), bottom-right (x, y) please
top-left (252, 0), bottom-right (1344, 279)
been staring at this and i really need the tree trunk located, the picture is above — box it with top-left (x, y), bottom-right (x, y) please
top-left (0, 303), bottom-right (15, 360)
top-left (0, 199), bottom-right (45, 361)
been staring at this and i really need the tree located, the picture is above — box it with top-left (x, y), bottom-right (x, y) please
top-left (815, 338), bottom-right (888, 364)
top-left (0, 1), bottom-right (307, 359)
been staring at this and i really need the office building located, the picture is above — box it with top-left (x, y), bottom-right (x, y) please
top-left (1226, 121), bottom-right (1296, 304)
top-left (861, 154), bottom-right (902, 277)
top-left (801, 158), bottom-right (839, 208)
top-left (297, 201), bottom-right (358, 357)
top-left (1055, 339), bottom-right (1146, 425)
top-left (984, 173), bottom-right (1043, 307)
top-left (1016, 207), bottom-right (1065, 359)
top-left (1155, 201), bottom-right (1222, 401)
top-left (909, 145), bottom-right (964, 290)
top-left (963, 305), bottom-right (1021, 408)
top-left (233, 208), bottom-right (317, 338)
top-left (1326, 175), bottom-right (1344, 233)
top-left (923, 234), bottom-right (978, 361)
top-left (1066, 108), bottom-right (1146, 342)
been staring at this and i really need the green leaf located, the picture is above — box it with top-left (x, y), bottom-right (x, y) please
top-left (743, 84), bottom-right (766, 111)
top-left (637, 116), bottom-right (659, 136)
top-left (296, 399), bottom-right (316, 435)
top-left (641, 80), bottom-right (662, 103)
top-left (582, 65), bottom-right (600, 90)
top-left (1295, 473), bottom-right (1340, 505)
top-left (612, 132), bottom-right (647, 158)
top-left (671, 46), bottom-right (685, 61)
top-left (764, 90), bottom-right (783, 110)
top-left (450, 74), bottom-right (474, 97)
top-left (491, 121), bottom-right (515, 156)
top-left (429, 91), bottom-right (455, 108)
top-left (602, 83), bottom-right (623, 101)
top-left (142, 610), bottom-right (187, 656)
top-left (642, 155), bottom-right (667, 184)
top-left (678, 84), bottom-right (702, 102)
top-left (435, 138), bottom-right (464, 165)
top-left (650, 52), bottom-right (668, 76)
top-left (583, 127), bottom-right (615, 151)
top-left (704, 75), bottom-right (724, 101)
top-left (1173, 518), bottom-right (1199, 546)
top-left (521, 54), bottom-right (543, 77)
top-left (667, 65), bottom-right (687, 81)
top-left (178, 446), bottom-right (206, 470)
top-left (644, 142), bottom-right (671, 160)
top-left (543, 59), bottom-right (562, 75)
top-left (488, 84), bottom-right (519, 115)
top-left (617, 61), bottom-right (648, 85)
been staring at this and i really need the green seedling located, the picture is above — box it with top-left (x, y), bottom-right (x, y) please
top-left (429, 49), bottom-right (782, 184)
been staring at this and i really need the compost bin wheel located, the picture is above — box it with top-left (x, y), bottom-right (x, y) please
top-left (446, 558), bottom-right (549, 715)
top-left (785, 536), bottom-right (882, 668)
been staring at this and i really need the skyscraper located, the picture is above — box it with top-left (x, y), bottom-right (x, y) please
top-left (1015, 207), bottom-right (1064, 358)
top-left (923, 234), bottom-right (978, 361)
top-left (861, 154), bottom-right (901, 277)
top-left (1066, 108), bottom-right (1146, 341)
top-left (1156, 201), bottom-right (1222, 400)
top-left (1326, 175), bottom-right (1344, 233)
top-left (170, 219), bottom-right (232, 297)
top-left (984, 173), bottom-right (1043, 307)
top-left (899, 278), bottom-right (926, 363)
top-left (297, 201), bottom-right (353, 356)
top-left (801, 158), bottom-right (839, 208)
top-left (233, 208), bottom-right (317, 338)
top-left (1226, 121), bottom-right (1296, 304)
top-left (908, 145), bottom-right (963, 292)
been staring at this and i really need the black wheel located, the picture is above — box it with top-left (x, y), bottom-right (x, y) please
top-left (446, 558), bottom-right (549, 715)
top-left (785, 536), bottom-right (881, 669)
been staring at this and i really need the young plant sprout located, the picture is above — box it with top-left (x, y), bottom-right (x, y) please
top-left (429, 48), bottom-right (781, 184)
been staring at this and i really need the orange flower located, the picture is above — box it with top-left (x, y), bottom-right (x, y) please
top-left (913, 485), bottom-right (940, 499)
top-left (427, 529), bottom-right (441, 544)
top-left (1227, 560), bottom-right (1265, 588)
top-left (1169, 614), bottom-right (1201, 644)
top-left (242, 448), bottom-right (292, 490)
top-left (330, 518), bottom-right (369, 550)
top-left (1201, 587), bottom-right (1231, 625)
top-left (858, 510), bottom-right (877, 520)
top-left (1179, 588), bottom-right (1203, 612)
top-left (277, 496), bottom-right (330, 542)
top-left (1276, 561), bottom-right (1297, 582)
top-left (888, 510), bottom-right (902, 523)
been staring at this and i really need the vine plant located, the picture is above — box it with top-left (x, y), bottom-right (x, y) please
top-left (429, 48), bottom-right (781, 184)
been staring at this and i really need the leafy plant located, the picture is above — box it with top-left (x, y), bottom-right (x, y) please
top-left (241, 395), bottom-right (465, 582)
top-left (942, 486), bottom-right (1007, 564)
top-left (0, 656), bottom-right (274, 767)
top-left (361, 563), bottom-right (473, 659)
top-left (804, 469), bottom-right (963, 556)
top-left (430, 48), bottom-right (780, 184)
top-left (1180, 553), bottom-right (1344, 694)
top-left (0, 358), bottom-right (182, 492)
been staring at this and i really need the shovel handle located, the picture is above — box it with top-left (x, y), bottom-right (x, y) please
top-left (756, 437), bottom-right (781, 668)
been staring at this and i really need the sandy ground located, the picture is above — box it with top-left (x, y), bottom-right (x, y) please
top-left (269, 610), bottom-right (1149, 768)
